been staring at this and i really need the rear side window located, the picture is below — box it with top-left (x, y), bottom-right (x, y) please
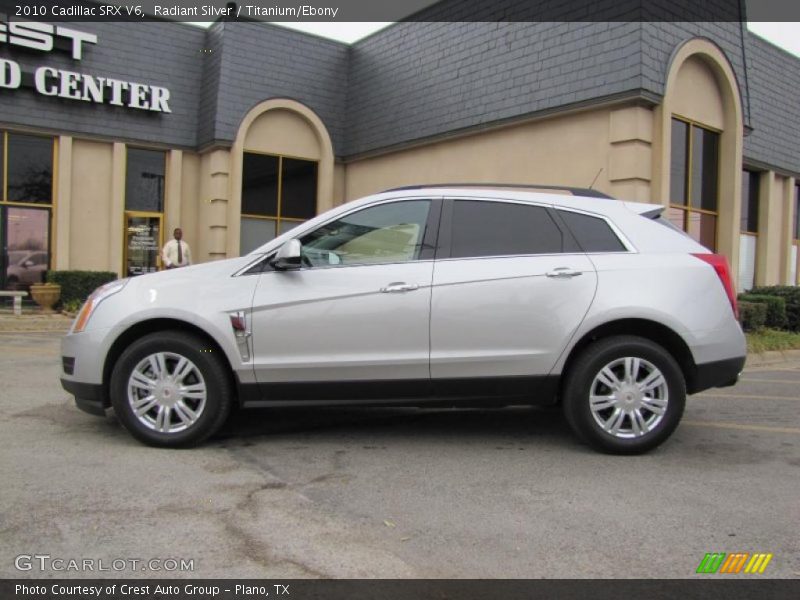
top-left (449, 200), bottom-right (563, 258)
top-left (558, 211), bottom-right (626, 252)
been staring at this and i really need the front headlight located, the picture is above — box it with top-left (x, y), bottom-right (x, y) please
top-left (72, 279), bottom-right (129, 333)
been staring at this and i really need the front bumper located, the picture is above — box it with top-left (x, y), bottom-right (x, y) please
top-left (61, 378), bottom-right (108, 416)
top-left (687, 355), bottom-right (746, 394)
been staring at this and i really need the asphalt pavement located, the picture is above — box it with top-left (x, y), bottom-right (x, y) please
top-left (1, 331), bottom-right (798, 579)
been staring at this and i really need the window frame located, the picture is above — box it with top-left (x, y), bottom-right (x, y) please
top-left (0, 131), bottom-right (56, 287)
top-left (125, 146), bottom-right (167, 214)
top-left (552, 207), bottom-right (634, 254)
top-left (740, 169), bottom-right (760, 236)
top-left (668, 116), bottom-right (721, 250)
top-left (436, 197), bottom-right (631, 261)
top-left (240, 150), bottom-right (319, 244)
top-left (793, 183), bottom-right (800, 286)
top-left (123, 146), bottom-right (167, 273)
top-left (240, 197), bottom-right (442, 275)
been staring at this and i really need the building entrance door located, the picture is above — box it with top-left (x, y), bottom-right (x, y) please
top-left (0, 206), bottom-right (51, 292)
top-left (124, 212), bottom-right (163, 277)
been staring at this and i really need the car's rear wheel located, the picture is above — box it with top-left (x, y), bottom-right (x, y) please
top-left (110, 331), bottom-right (232, 447)
top-left (562, 335), bottom-right (685, 454)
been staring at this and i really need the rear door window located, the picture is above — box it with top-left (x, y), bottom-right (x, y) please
top-left (448, 200), bottom-right (564, 258)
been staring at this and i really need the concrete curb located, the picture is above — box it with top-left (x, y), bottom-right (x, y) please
top-left (744, 349), bottom-right (800, 368)
top-left (0, 314), bottom-right (73, 333)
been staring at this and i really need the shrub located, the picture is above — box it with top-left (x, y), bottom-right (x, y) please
top-left (46, 270), bottom-right (118, 305)
top-left (738, 294), bottom-right (787, 330)
top-left (749, 286), bottom-right (800, 332)
top-left (738, 301), bottom-right (767, 332)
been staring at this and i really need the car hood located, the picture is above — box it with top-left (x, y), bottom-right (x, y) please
top-left (91, 255), bottom-right (263, 331)
top-left (124, 255), bottom-right (258, 292)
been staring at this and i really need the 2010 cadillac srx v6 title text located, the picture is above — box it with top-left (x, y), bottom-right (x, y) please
top-left (60, 185), bottom-right (746, 454)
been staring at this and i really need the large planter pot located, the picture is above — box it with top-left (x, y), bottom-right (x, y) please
top-left (30, 283), bottom-right (61, 314)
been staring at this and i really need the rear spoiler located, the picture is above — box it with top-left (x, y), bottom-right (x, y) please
top-left (623, 202), bottom-right (665, 218)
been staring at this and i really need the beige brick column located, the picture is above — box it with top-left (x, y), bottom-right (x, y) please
top-left (608, 106), bottom-right (653, 202)
top-left (110, 143), bottom-right (126, 277)
top-left (54, 136), bottom-right (72, 270)
top-left (197, 148), bottom-right (230, 262)
top-left (164, 149), bottom-right (183, 236)
top-left (780, 177), bottom-right (796, 285)
top-left (755, 171), bottom-right (782, 286)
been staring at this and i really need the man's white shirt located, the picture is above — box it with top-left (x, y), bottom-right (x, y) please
top-left (162, 238), bottom-right (192, 268)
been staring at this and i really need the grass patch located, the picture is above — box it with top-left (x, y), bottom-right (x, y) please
top-left (746, 329), bottom-right (800, 354)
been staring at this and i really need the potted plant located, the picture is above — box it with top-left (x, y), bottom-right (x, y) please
top-left (29, 281), bottom-right (61, 314)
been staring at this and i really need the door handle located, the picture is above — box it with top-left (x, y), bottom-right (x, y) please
top-left (380, 282), bottom-right (420, 293)
top-left (546, 267), bottom-right (583, 279)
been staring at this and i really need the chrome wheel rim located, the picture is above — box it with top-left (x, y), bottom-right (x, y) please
top-left (589, 357), bottom-right (668, 439)
top-left (127, 352), bottom-right (207, 434)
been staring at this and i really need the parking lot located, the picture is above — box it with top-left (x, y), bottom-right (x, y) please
top-left (1, 330), bottom-right (798, 579)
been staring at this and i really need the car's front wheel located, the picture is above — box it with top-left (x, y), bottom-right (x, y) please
top-left (110, 331), bottom-right (232, 447)
top-left (562, 335), bottom-right (686, 454)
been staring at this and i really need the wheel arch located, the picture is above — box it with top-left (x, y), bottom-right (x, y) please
top-left (559, 318), bottom-right (698, 397)
top-left (102, 318), bottom-right (239, 406)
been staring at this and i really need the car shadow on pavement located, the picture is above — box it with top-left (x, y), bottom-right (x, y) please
top-left (214, 405), bottom-right (576, 449)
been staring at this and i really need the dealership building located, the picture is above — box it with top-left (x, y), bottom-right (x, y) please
top-left (0, 8), bottom-right (799, 290)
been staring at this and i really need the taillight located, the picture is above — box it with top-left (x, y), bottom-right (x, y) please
top-left (692, 253), bottom-right (738, 319)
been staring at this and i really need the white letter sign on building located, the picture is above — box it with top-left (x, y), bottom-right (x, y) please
top-left (0, 20), bottom-right (171, 113)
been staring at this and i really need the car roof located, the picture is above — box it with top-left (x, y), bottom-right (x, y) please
top-left (384, 183), bottom-right (613, 199)
top-left (372, 184), bottom-right (664, 219)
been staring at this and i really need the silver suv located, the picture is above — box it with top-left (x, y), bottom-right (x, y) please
top-left (61, 185), bottom-right (746, 454)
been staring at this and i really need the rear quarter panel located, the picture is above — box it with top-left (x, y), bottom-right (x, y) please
top-left (551, 252), bottom-right (746, 374)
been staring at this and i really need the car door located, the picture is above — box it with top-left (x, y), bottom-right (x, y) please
top-left (430, 198), bottom-right (597, 394)
top-left (250, 198), bottom-right (440, 401)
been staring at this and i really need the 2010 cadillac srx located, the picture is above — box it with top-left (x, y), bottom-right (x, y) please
top-left (61, 185), bottom-right (746, 454)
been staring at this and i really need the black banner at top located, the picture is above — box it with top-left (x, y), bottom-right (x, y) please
top-left (0, 0), bottom-right (799, 22)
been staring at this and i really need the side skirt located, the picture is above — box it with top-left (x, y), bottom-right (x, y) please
top-left (237, 376), bottom-right (560, 408)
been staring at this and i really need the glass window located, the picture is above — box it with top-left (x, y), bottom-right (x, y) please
top-left (124, 215), bottom-right (161, 277)
top-left (126, 148), bottom-right (165, 212)
top-left (449, 200), bottom-right (563, 259)
top-left (240, 153), bottom-right (318, 254)
top-left (686, 211), bottom-right (717, 250)
top-left (240, 217), bottom-right (277, 255)
top-left (559, 211), bottom-right (626, 252)
top-left (795, 184), bottom-right (800, 241)
top-left (669, 118), bottom-right (720, 251)
top-left (690, 127), bottom-right (719, 211)
top-left (4, 207), bottom-right (50, 290)
top-left (241, 153), bottom-right (278, 217)
top-left (669, 120), bottom-right (688, 206)
top-left (281, 158), bottom-right (317, 219)
top-left (665, 206), bottom-right (686, 230)
top-left (740, 170), bottom-right (759, 234)
top-left (7, 134), bottom-right (53, 204)
top-left (300, 200), bottom-right (430, 267)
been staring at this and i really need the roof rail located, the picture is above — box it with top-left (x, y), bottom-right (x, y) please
top-left (382, 183), bottom-right (614, 199)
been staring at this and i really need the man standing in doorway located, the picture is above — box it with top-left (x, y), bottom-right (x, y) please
top-left (162, 227), bottom-right (192, 269)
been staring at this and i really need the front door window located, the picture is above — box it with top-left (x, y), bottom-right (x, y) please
top-left (299, 200), bottom-right (432, 267)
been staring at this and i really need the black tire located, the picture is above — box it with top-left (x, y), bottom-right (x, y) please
top-left (562, 335), bottom-right (686, 455)
top-left (110, 330), bottom-right (233, 447)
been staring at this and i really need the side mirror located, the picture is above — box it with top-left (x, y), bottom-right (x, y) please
top-left (271, 239), bottom-right (303, 271)
top-left (22, 260), bottom-right (34, 268)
